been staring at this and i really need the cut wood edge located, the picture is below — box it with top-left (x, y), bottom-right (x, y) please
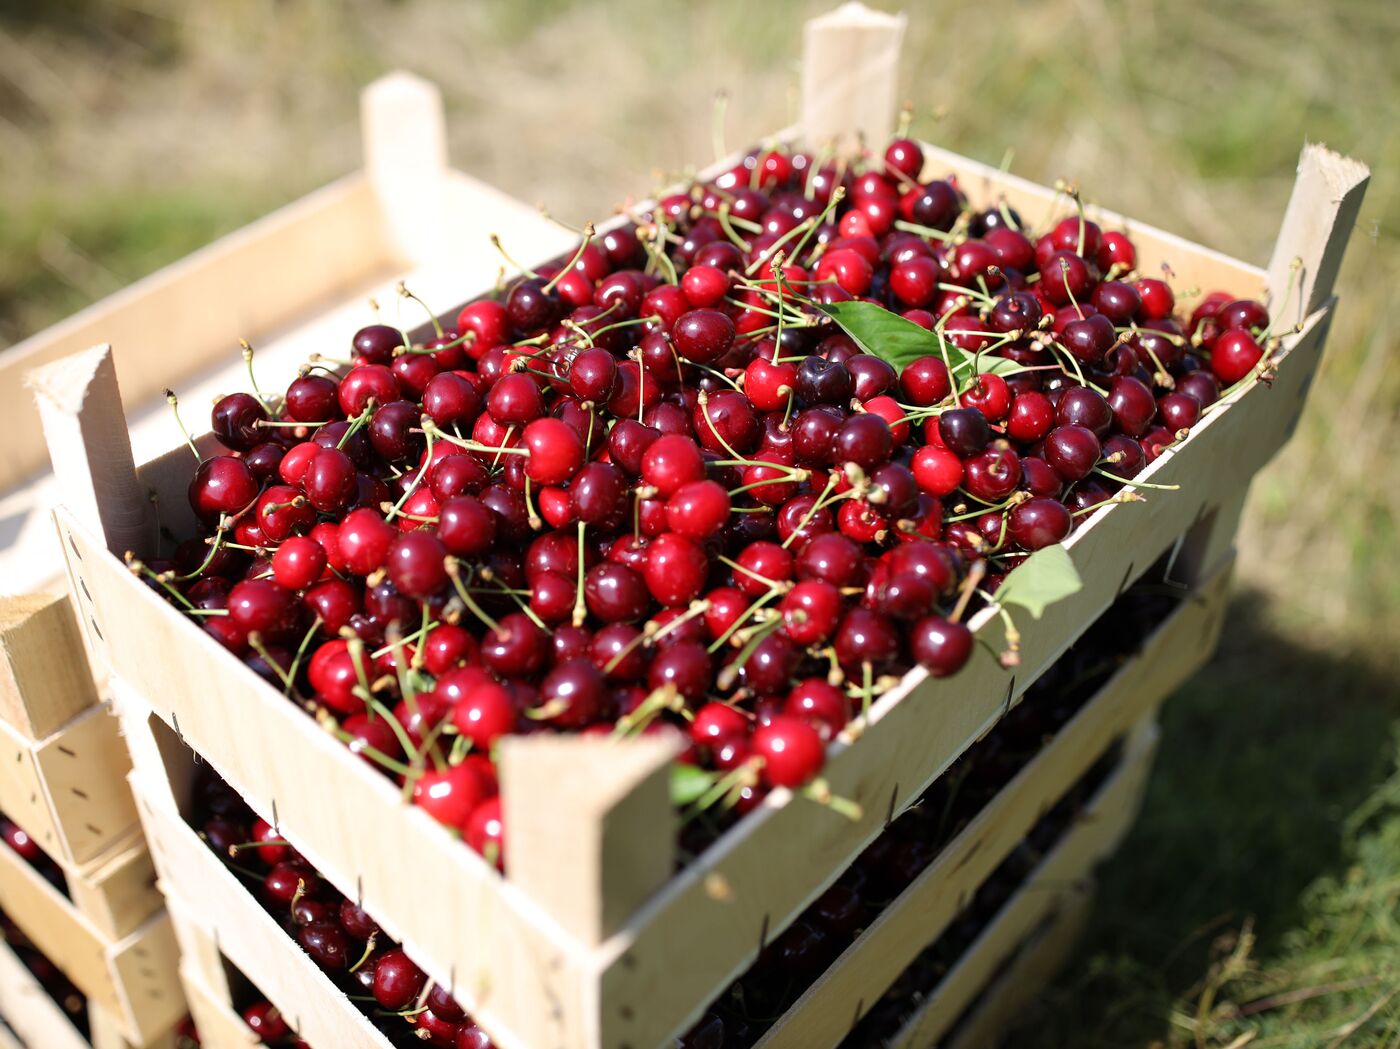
top-left (29, 345), bottom-right (151, 560)
top-left (801, 2), bottom-right (907, 153)
top-left (1266, 143), bottom-right (1370, 330)
top-left (360, 72), bottom-right (451, 267)
top-left (500, 731), bottom-right (682, 947)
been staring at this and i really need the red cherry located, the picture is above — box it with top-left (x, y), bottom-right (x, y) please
top-left (752, 716), bottom-right (825, 788)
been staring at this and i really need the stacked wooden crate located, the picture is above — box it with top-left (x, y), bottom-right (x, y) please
top-left (0, 593), bottom-right (183, 1047)
top-left (1, 5), bottom-right (1370, 1049)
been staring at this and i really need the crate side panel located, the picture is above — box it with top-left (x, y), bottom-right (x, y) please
top-left (32, 702), bottom-right (138, 864)
top-left (0, 592), bottom-right (99, 738)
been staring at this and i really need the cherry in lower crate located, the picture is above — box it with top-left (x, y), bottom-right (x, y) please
top-left (0, 814), bottom-right (68, 893)
top-left (151, 128), bottom-right (1269, 870)
top-left (193, 771), bottom-right (497, 1049)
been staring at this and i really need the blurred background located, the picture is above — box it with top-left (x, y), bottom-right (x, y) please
top-left (2, 1), bottom-right (1396, 1044)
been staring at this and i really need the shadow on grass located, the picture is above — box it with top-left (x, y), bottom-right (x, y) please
top-left (1015, 585), bottom-right (1400, 1048)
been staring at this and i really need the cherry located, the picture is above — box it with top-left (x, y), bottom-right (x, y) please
top-left (752, 715), bottom-right (825, 788)
top-left (938, 407), bottom-right (991, 458)
top-left (1044, 425), bottom-right (1101, 483)
top-left (648, 641), bottom-right (712, 704)
top-left (538, 660), bottom-right (607, 728)
top-left (413, 763), bottom-right (487, 829)
top-left (642, 434), bottom-right (706, 495)
top-left (785, 679), bottom-right (850, 740)
top-left (386, 531), bottom-right (449, 600)
top-left (272, 536), bottom-right (327, 591)
top-left (963, 445), bottom-right (1022, 503)
top-left (1055, 386), bottom-right (1113, 437)
top-left (900, 356), bottom-right (952, 406)
top-left (241, 1002), bottom-right (290, 1040)
top-left (227, 579), bottom-right (298, 641)
top-left (912, 616), bottom-right (973, 676)
top-left (584, 563), bottom-right (650, 623)
top-left (666, 480), bottom-right (730, 540)
top-left (189, 455), bottom-right (259, 522)
top-left (1107, 376), bottom-right (1157, 437)
top-left (836, 413), bottom-right (893, 469)
top-left (480, 613), bottom-right (548, 679)
top-left (1211, 329), bottom-right (1263, 385)
top-left (912, 444), bottom-right (963, 497)
top-left (834, 607), bottom-right (900, 672)
top-left (1008, 497), bottom-right (1073, 550)
top-left (795, 356), bottom-right (854, 406)
top-left (644, 532), bottom-right (710, 607)
top-left (522, 418), bottom-right (585, 484)
top-left (338, 364), bottom-right (399, 416)
top-left (1006, 391), bottom-right (1055, 443)
top-left (1158, 391), bottom-right (1203, 432)
top-left (373, 948), bottom-right (427, 1010)
top-left (1134, 278), bottom-right (1175, 320)
top-left (673, 309), bottom-right (736, 364)
top-left (211, 392), bottom-right (268, 452)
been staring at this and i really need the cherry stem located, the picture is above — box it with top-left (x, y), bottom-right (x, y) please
top-left (949, 561), bottom-right (987, 624)
top-left (164, 390), bottom-right (201, 462)
top-left (282, 615), bottom-right (324, 698)
top-left (239, 339), bottom-right (275, 413)
top-left (803, 778), bottom-right (863, 822)
top-left (489, 234), bottom-right (539, 280)
top-left (1092, 467), bottom-right (1180, 491)
top-left (572, 521), bottom-right (588, 627)
top-left (541, 223), bottom-right (596, 295)
top-left (445, 559), bottom-right (503, 635)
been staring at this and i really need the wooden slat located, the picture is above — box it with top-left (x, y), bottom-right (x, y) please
top-left (179, 963), bottom-right (259, 1049)
top-left (1266, 144), bottom-right (1370, 330)
top-left (0, 930), bottom-right (92, 1049)
top-left (65, 831), bottom-right (162, 942)
top-left (0, 829), bottom-right (184, 1044)
top-left (31, 346), bottom-right (151, 560)
top-left (593, 308), bottom-right (1324, 1049)
top-left (801, 3), bottom-right (907, 152)
top-left (362, 72), bottom-right (450, 266)
top-left (916, 141), bottom-right (1267, 302)
top-left (891, 722), bottom-right (1160, 1049)
top-left (750, 566), bottom-right (1223, 1049)
top-left (3, 702), bottom-right (137, 867)
top-left (500, 733), bottom-right (681, 946)
top-left (0, 175), bottom-right (388, 496)
top-left (136, 791), bottom-right (400, 1049)
top-left (942, 888), bottom-right (1094, 1049)
top-left (105, 669), bottom-right (588, 1049)
top-left (0, 592), bottom-right (99, 739)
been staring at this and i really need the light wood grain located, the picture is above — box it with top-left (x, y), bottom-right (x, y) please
top-left (0, 591), bottom-right (100, 738)
top-left (362, 72), bottom-right (451, 267)
top-left (501, 733), bottom-right (682, 947)
top-left (802, 3), bottom-right (907, 152)
top-left (891, 722), bottom-right (1160, 1049)
top-left (1266, 144), bottom-right (1370, 331)
top-left (179, 962), bottom-right (260, 1049)
top-left (750, 567), bottom-right (1222, 1049)
top-left (0, 929), bottom-right (93, 1049)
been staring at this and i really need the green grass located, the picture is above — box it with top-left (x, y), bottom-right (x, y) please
top-left (1, 1), bottom-right (1397, 1045)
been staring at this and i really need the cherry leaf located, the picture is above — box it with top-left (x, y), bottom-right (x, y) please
top-left (995, 544), bottom-right (1082, 619)
top-left (671, 763), bottom-right (718, 807)
top-left (815, 300), bottom-right (1025, 377)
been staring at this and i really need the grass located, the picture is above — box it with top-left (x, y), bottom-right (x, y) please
top-left (2, 1), bottom-right (1397, 1045)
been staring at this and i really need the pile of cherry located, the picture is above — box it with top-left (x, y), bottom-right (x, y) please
top-left (151, 131), bottom-right (1274, 867)
top-left (195, 771), bottom-right (496, 1048)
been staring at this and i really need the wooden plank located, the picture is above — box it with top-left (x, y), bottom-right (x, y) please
top-left (0, 823), bottom-right (184, 1043)
top-left (915, 141), bottom-right (1267, 302)
top-left (749, 570), bottom-right (1220, 1049)
top-left (28, 703), bottom-right (138, 866)
top-left (0, 591), bottom-right (99, 739)
top-left (1266, 144), bottom-right (1370, 331)
top-left (801, 3), bottom-right (907, 152)
top-left (892, 724), bottom-right (1160, 1049)
top-left (0, 174), bottom-right (388, 495)
top-left (179, 963), bottom-right (259, 1049)
top-left (594, 309), bottom-right (1323, 1049)
top-left (66, 831), bottom-right (163, 942)
top-left (89, 1003), bottom-right (180, 1049)
top-left (106, 668), bottom-right (589, 1049)
top-left (500, 733), bottom-right (681, 946)
top-left (31, 346), bottom-right (151, 560)
top-left (361, 73), bottom-right (450, 266)
top-left (0, 929), bottom-right (92, 1049)
top-left (941, 888), bottom-right (1094, 1049)
top-left (135, 791), bottom-right (399, 1049)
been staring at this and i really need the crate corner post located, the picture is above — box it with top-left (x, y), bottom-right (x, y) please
top-left (500, 732), bottom-right (681, 947)
top-left (360, 70), bottom-right (451, 267)
top-left (1266, 142), bottom-right (1370, 329)
top-left (801, 2), bottom-right (908, 153)
top-left (29, 343), bottom-right (151, 562)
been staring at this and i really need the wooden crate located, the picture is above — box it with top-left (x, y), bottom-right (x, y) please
top-left (0, 824), bottom-right (184, 1045)
top-left (178, 963), bottom-right (258, 1049)
top-left (0, 591), bottom-right (101, 740)
top-left (26, 6), bottom-right (1368, 1049)
top-left (748, 562), bottom-right (1222, 1049)
top-left (937, 895), bottom-right (1094, 1049)
top-left (0, 692), bottom-right (140, 871)
top-left (0, 73), bottom-right (573, 597)
top-left (121, 557), bottom-right (1222, 1049)
top-left (0, 930), bottom-right (178, 1049)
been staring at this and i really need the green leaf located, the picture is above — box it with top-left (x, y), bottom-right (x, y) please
top-left (670, 763), bottom-right (718, 807)
top-left (996, 544), bottom-right (1083, 619)
top-left (815, 300), bottom-right (1025, 377)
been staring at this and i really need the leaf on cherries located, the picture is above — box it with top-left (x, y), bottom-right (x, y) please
top-left (671, 763), bottom-right (719, 807)
top-left (815, 300), bottom-right (1026, 378)
top-left (995, 544), bottom-right (1082, 619)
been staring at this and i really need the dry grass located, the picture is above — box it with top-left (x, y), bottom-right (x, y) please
top-left (2, 0), bottom-right (1397, 1044)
